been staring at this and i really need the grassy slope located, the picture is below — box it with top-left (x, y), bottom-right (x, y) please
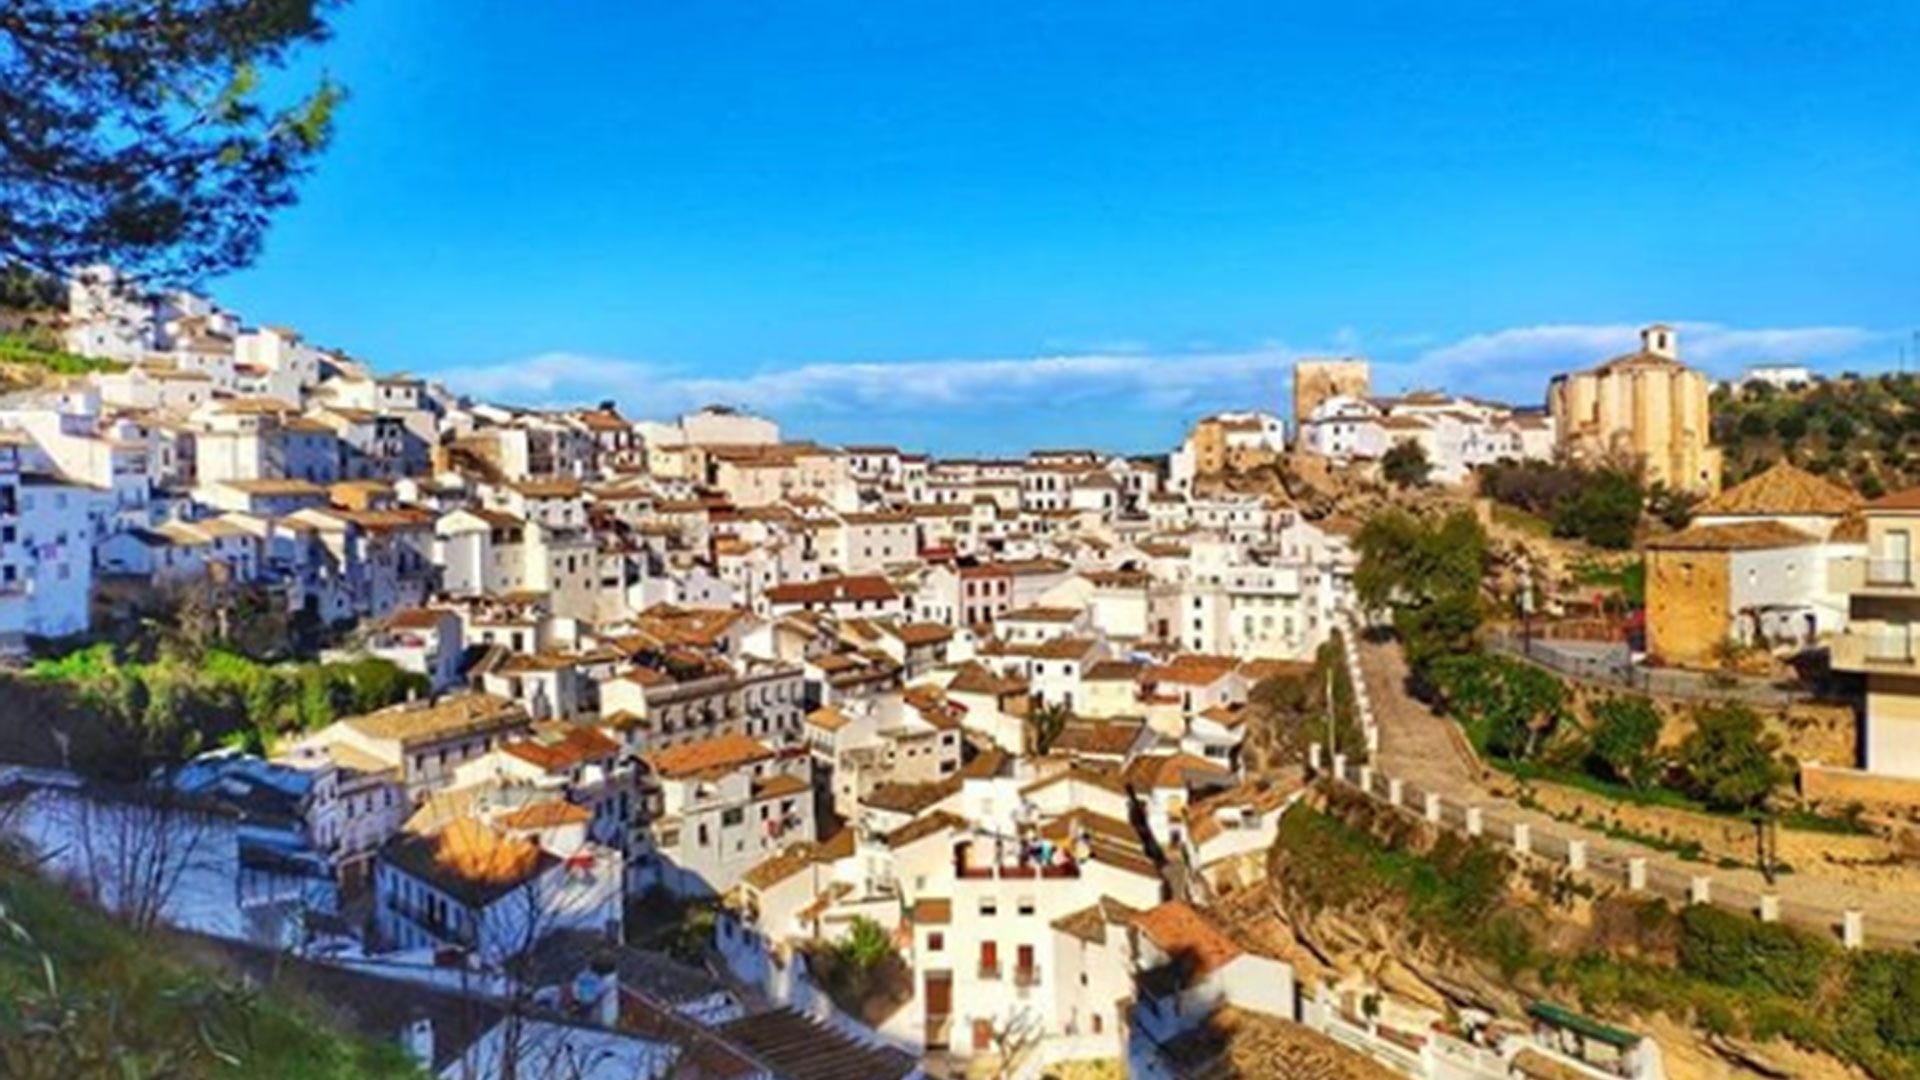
top-left (0, 861), bottom-right (421, 1080)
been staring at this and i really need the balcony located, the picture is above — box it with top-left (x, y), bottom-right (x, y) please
top-left (977, 961), bottom-right (1001, 980)
top-left (1831, 556), bottom-right (1920, 595)
top-left (1831, 628), bottom-right (1920, 673)
top-left (1013, 965), bottom-right (1041, 988)
top-left (954, 838), bottom-right (1080, 881)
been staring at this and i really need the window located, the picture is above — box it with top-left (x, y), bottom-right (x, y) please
top-left (927, 932), bottom-right (944, 952)
top-left (722, 807), bottom-right (745, 827)
top-left (979, 898), bottom-right (997, 917)
top-left (1017, 897), bottom-right (1035, 916)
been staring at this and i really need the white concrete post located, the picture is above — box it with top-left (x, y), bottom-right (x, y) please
top-left (1843, 910), bottom-right (1865, 950)
top-left (1365, 727), bottom-right (1380, 756)
top-left (1332, 752), bottom-right (1348, 781)
top-left (1387, 778), bottom-right (1404, 807)
top-left (1308, 742), bottom-right (1324, 773)
top-left (1424, 793), bottom-right (1442, 824)
top-left (1358, 765), bottom-right (1374, 795)
top-left (1511, 823), bottom-right (1531, 855)
top-left (1626, 858), bottom-right (1647, 891)
top-left (1758, 895), bottom-right (1780, 923)
top-left (1465, 807), bottom-right (1483, 837)
top-left (1690, 876), bottom-right (1712, 905)
top-left (1567, 839), bottom-right (1587, 872)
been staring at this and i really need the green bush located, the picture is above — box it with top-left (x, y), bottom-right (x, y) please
top-left (1678, 905), bottom-right (1833, 999)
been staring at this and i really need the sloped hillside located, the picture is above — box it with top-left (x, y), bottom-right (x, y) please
top-left (0, 857), bottom-right (421, 1079)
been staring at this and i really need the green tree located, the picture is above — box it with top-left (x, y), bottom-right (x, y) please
top-left (1827, 413), bottom-right (1856, 447)
top-left (1552, 467), bottom-right (1643, 549)
top-left (1586, 695), bottom-right (1663, 789)
top-left (838, 916), bottom-right (894, 972)
top-left (1354, 509), bottom-right (1488, 677)
top-left (1677, 702), bottom-right (1791, 814)
top-left (1, 1), bottom-right (344, 284)
top-left (1381, 439), bottom-right (1431, 488)
top-left (1029, 701), bottom-right (1071, 755)
top-left (1775, 412), bottom-right (1808, 445)
top-left (1429, 653), bottom-right (1567, 761)
top-left (1646, 483), bottom-right (1700, 531)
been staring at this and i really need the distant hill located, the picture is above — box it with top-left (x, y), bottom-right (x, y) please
top-left (1711, 373), bottom-right (1920, 499)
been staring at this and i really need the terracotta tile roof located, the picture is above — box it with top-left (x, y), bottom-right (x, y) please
top-left (1867, 486), bottom-right (1920, 512)
top-left (764, 575), bottom-right (898, 605)
top-left (946, 662), bottom-right (1027, 697)
top-left (1020, 762), bottom-right (1128, 797)
top-left (1051, 897), bottom-right (1141, 945)
top-left (1083, 659), bottom-right (1144, 682)
top-left (888, 621), bottom-right (954, 647)
top-left (1645, 520), bottom-right (1821, 551)
top-left (1123, 751), bottom-right (1233, 791)
top-left (1000, 606), bottom-right (1081, 623)
top-left (643, 733), bottom-right (774, 779)
top-left (1142, 654), bottom-right (1240, 687)
top-left (381, 819), bottom-right (553, 908)
top-left (1132, 900), bottom-right (1244, 977)
top-left (741, 828), bottom-right (856, 891)
top-left (1697, 461), bottom-right (1860, 518)
top-left (886, 810), bottom-right (967, 849)
top-left (862, 778), bottom-right (960, 815)
top-left (1051, 719), bottom-right (1145, 757)
top-left (497, 801), bottom-right (593, 830)
top-left (501, 724), bottom-right (621, 772)
top-left (805, 706), bottom-right (852, 732)
top-left (344, 694), bottom-right (528, 748)
top-left (752, 773), bottom-right (812, 800)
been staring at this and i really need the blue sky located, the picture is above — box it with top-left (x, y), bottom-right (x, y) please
top-left (219, 1), bottom-right (1920, 454)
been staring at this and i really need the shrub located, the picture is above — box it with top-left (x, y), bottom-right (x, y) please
top-left (1585, 695), bottom-right (1663, 789)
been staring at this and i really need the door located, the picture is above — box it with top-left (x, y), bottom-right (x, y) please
top-left (923, 972), bottom-right (952, 1049)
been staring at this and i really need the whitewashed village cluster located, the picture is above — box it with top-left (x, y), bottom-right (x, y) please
top-left (0, 272), bottom-right (1684, 1080)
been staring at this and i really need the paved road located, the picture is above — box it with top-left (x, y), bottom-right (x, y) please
top-left (1352, 635), bottom-right (1920, 950)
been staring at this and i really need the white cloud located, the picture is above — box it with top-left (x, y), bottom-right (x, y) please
top-left (449, 347), bottom-right (1301, 419)
top-left (445, 320), bottom-right (1883, 428)
top-left (1371, 321), bottom-right (1885, 402)
top-left (450, 352), bottom-right (657, 400)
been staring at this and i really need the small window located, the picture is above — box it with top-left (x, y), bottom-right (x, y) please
top-left (927, 932), bottom-right (944, 952)
top-left (979, 898), bottom-right (997, 917)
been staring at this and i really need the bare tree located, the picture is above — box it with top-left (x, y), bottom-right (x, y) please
top-left (987, 1005), bottom-right (1044, 1080)
top-left (62, 782), bottom-right (223, 933)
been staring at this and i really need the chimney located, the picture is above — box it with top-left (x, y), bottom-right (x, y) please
top-left (402, 1012), bottom-right (434, 1069)
top-left (1641, 324), bottom-right (1677, 360)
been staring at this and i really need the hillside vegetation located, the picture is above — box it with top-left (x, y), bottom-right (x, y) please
top-left (0, 858), bottom-right (419, 1079)
top-left (1712, 373), bottom-right (1920, 498)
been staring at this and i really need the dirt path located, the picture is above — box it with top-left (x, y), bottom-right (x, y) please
top-left (1351, 635), bottom-right (1920, 949)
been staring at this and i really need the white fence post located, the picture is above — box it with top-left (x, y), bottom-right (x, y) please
top-left (1689, 876), bottom-right (1712, 905)
top-left (1424, 793), bottom-right (1442, 824)
top-left (1465, 807), bottom-right (1483, 837)
top-left (1843, 910), bottom-right (1865, 950)
top-left (1511, 823), bottom-right (1531, 855)
top-left (1626, 858), bottom-right (1647, 891)
top-left (1758, 895), bottom-right (1780, 923)
top-left (1566, 839), bottom-right (1586, 872)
